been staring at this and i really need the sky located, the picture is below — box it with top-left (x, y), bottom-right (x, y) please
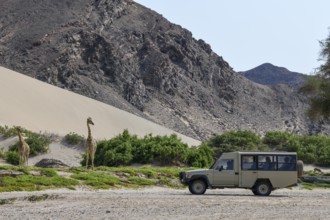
top-left (135, 0), bottom-right (330, 74)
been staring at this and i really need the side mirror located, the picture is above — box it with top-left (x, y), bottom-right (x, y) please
top-left (219, 166), bottom-right (223, 171)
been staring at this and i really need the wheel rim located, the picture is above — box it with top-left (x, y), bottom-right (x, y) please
top-left (258, 183), bottom-right (269, 194)
top-left (193, 181), bottom-right (205, 193)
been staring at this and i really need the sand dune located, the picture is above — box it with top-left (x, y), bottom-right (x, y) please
top-left (0, 66), bottom-right (200, 146)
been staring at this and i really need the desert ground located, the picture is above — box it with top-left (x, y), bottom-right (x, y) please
top-left (1, 187), bottom-right (330, 220)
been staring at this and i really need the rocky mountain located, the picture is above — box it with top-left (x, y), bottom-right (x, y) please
top-left (0, 0), bottom-right (328, 140)
top-left (240, 63), bottom-right (306, 88)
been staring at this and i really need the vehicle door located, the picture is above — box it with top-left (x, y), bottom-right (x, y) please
top-left (212, 158), bottom-right (236, 186)
top-left (240, 155), bottom-right (258, 187)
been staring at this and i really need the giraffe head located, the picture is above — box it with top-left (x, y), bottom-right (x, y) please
top-left (15, 126), bottom-right (23, 133)
top-left (87, 117), bottom-right (94, 125)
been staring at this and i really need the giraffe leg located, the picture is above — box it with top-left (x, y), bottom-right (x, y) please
top-left (19, 155), bottom-right (22, 167)
top-left (91, 155), bottom-right (94, 170)
top-left (86, 152), bottom-right (89, 169)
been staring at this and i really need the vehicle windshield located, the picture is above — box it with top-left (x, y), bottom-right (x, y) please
top-left (209, 159), bottom-right (219, 169)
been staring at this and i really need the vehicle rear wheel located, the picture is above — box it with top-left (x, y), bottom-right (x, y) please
top-left (254, 181), bottom-right (271, 196)
top-left (189, 179), bottom-right (207, 195)
top-left (251, 189), bottom-right (258, 195)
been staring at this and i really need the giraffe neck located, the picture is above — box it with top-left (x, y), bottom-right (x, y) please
top-left (87, 123), bottom-right (92, 138)
top-left (17, 131), bottom-right (24, 145)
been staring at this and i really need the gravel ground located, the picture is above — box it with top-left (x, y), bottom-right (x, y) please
top-left (1, 187), bottom-right (330, 220)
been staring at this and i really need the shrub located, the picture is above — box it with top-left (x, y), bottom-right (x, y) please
top-left (9, 132), bottom-right (50, 156)
top-left (298, 134), bottom-right (330, 165)
top-left (186, 144), bottom-right (214, 168)
top-left (0, 147), bottom-right (5, 158)
top-left (0, 125), bottom-right (16, 138)
top-left (132, 134), bottom-right (157, 164)
top-left (263, 131), bottom-right (300, 151)
top-left (84, 130), bottom-right (212, 168)
top-left (4, 151), bottom-right (19, 165)
top-left (91, 130), bottom-right (134, 167)
top-left (64, 132), bottom-right (84, 145)
top-left (152, 134), bottom-right (189, 165)
top-left (206, 130), bottom-right (266, 157)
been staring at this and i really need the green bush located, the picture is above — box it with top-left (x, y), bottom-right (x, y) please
top-left (298, 134), bottom-right (330, 166)
top-left (91, 130), bottom-right (134, 167)
top-left (186, 144), bottom-right (214, 168)
top-left (0, 147), bottom-right (5, 158)
top-left (152, 134), bottom-right (189, 165)
top-left (9, 132), bottom-right (50, 156)
top-left (84, 130), bottom-right (213, 168)
top-left (64, 132), bottom-right (84, 145)
top-left (206, 130), bottom-right (266, 157)
top-left (4, 151), bottom-right (19, 165)
top-left (263, 131), bottom-right (300, 152)
top-left (3, 127), bottom-right (51, 165)
top-left (81, 128), bottom-right (330, 168)
top-left (0, 125), bottom-right (16, 138)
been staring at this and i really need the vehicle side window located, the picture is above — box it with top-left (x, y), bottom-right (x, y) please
top-left (258, 155), bottom-right (276, 170)
top-left (217, 159), bottom-right (234, 171)
top-left (278, 155), bottom-right (296, 171)
top-left (242, 155), bottom-right (256, 170)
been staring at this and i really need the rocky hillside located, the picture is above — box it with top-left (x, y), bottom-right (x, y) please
top-left (240, 63), bottom-right (306, 88)
top-left (0, 0), bottom-right (328, 140)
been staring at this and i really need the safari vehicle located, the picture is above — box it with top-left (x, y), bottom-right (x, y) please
top-left (180, 152), bottom-right (302, 196)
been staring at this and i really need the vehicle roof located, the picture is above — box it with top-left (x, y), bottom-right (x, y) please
top-left (224, 151), bottom-right (297, 155)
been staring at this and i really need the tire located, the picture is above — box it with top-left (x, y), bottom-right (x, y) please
top-left (297, 160), bottom-right (304, 177)
top-left (189, 179), bottom-right (207, 195)
top-left (251, 189), bottom-right (258, 195)
top-left (254, 181), bottom-right (272, 196)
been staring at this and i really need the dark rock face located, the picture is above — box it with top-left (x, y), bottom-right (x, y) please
top-left (0, 0), bottom-right (329, 140)
top-left (35, 159), bottom-right (69, 168)
top-left (240, 63), bottom-right (306, 88)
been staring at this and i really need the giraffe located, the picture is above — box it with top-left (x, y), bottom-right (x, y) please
top-left (86, 117), bottom-right (97, 169)
top-left (15, 126), bottom-right (30, 167)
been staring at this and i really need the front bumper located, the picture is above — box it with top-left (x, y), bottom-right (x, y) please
top-left (179, 172), bottom-right (190, 185)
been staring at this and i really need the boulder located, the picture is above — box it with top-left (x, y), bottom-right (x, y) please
top-left (35, 159), bottom-right (69, 168)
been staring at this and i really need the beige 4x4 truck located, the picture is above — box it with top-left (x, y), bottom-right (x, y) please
top-left (180, 151), bottom-right (303, 196)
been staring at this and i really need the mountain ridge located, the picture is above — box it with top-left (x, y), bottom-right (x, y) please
top-left (240, 63), bottom-right (306, 88)
top-left (0, 0), bottom-right (329, 140)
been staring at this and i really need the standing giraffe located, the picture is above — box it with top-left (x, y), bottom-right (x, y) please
top-left (86, 117), bottom-right (97, 169)
top-left (15, 126), bottom-right (30, 167)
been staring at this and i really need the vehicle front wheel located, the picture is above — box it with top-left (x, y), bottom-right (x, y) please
top-left (189, 179), bottom-right (207, 195)
top-left (254, 181), bottom-right (272, 196)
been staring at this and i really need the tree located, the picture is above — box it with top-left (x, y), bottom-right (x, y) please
top-left (301, 29), bottom-right (330, 120)
top-left (263, 131), bottom-right (300, 152)
top-left (206, 130), bottom-right (266, 157)
top-left (319, 30), bottom-right (330, 76)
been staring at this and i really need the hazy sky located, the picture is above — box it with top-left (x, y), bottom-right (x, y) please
top-left (135, 0), bottom-right (330, 74)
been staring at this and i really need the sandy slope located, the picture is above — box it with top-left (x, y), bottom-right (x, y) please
top-left (0, 66), bottom-right (200, 146)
